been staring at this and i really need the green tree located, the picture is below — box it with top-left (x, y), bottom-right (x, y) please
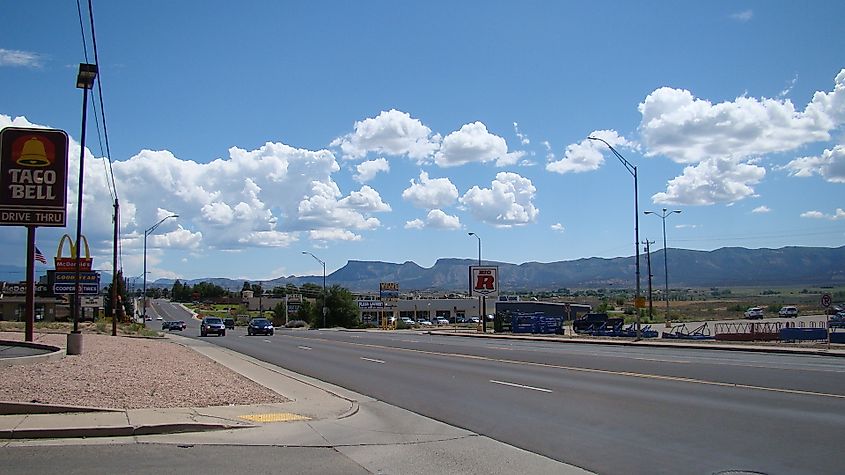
top-left (324, 285), bottom-right (359, 328)
top-left (272, 302), bottom-right (287, 326)
top-left (296, 299), bottom-right (314, 323)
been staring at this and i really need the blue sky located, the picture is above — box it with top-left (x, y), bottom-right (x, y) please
top-left (2, 1), bottom-right (844, 283)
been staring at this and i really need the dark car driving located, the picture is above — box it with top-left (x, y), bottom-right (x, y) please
top-left (223, 318), bottom-right (235, 329)
top-left (169, 320), bottom-right (186, 331)
top-left (200, 317), bottom-right (226, 337)
top-left (247, 318), bottom-right (274, 336)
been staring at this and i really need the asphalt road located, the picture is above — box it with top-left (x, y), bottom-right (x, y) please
top-left (155, 301), bottom-right (845, 474)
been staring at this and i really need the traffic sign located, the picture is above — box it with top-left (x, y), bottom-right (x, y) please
top-left (821, 293), bottom-right (832, 308)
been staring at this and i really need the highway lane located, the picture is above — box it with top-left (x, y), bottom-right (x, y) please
top-left (154, 301), bottom-right (845, 474)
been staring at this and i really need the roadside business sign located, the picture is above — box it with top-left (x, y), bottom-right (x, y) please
top-left (380, 282), bottom-right (399, 301)
top-left (469, 266), bottom-right (499, 298)
top-left (53, 282), bottom-right (99, 295)
top-left (358, 300), bottom-right (385, 309)
top-left (0, 127), bottom-right (69, 227)
top-left (821, 293), bottom-right (832, 308)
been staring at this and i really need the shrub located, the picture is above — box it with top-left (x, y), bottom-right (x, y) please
top-left (285, 320), bottom-right (308, 328)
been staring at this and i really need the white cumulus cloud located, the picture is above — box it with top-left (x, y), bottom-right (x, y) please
top-left (459, 172), bottom-right (539, 227)
top-left (402, 171), bottom-right (459, 209)
top-left (800, 208), bottom-right (845, 220)
top-left (784, 145), bottom-right (845, 183)
top-left (331, 109), bottom-right (441, 162)
top-left (435, 122), bottom-right (524, 168)
top-left (354, 158), bottom-right (390, 183)
top-left (405, 209), bottom-right (461, 230)
top-left (546, 130), bottom-right (635, 174)
top-left (752, 206), bottom-right (771, 214)
top-left (652, 157), bottom-right (766, 205)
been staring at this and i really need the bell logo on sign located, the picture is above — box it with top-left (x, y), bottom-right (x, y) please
top-left (469, 266), bottom-right (499, 298)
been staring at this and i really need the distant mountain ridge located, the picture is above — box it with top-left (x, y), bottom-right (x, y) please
top-left (4, 246), bottom-right (841, 293)
top-left (151, 245), bottom-right (845, 292)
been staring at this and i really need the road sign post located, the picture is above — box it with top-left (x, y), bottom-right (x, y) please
top-left (1, 127), bottom-right (69, 342)
top-left (822, 293), bottom-right (832, 348)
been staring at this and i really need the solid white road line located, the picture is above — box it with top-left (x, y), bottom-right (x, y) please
top-left (490, 380), bottom-right (553, 393)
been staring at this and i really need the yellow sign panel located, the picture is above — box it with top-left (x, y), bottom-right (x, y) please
top-left (634, 297), bottom-right (646, 309)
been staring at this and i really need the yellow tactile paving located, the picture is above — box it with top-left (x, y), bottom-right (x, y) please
top-left (238, 412), bottom-right (312, 423)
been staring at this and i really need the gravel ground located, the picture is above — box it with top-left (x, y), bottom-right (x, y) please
top-left (0, 331), bottom-right (288, 410)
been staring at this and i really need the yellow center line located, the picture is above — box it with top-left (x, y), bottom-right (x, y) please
top-left (278, 334), bottom-right (845, 400)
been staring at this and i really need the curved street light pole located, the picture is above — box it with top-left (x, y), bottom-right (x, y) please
top-left (644, 208), bottom-right (681, 325)
top-left (588, 136), bottom-right (641, 339)
top-left (468, 232), bottom-right (486, 332)
top-left (142, 215), bottom-right (178, 323)
top-left (302, 251), bottom-right (327, 328)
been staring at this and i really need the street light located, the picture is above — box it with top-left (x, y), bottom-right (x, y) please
top-left (468, 232), bottom-right (487, 332)
top-left (644, 208), bottom-right (681, 325)
top-left (302, 251), bottom-right (327, 328)
top-left (68, 63), bottom-right (98, 355)
top-left (587, 136), bottom-right (641, 339)
top-left (142, 215), bottom-right (178, 322)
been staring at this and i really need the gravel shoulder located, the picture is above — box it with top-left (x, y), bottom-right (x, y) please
top-left (0, 331), bottom-right (287, 410)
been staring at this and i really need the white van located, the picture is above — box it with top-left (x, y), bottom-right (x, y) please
top-left (778, 306), bottom-right (798, 318)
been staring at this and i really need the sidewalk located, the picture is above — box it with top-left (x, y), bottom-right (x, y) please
top-left (0, 333), bottom-right (356, 439)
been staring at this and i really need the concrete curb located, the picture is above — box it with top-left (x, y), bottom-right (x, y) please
top-left (0, 402), bottom-right (121, 416)
top-left (426, 330), bottom-right (845, 357)
top-left (0, 339), bottom-right (65, 367)
top-left (0, 421), bottom-right (250, 440)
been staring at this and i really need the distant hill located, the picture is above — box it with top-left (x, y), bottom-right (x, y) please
top-left (154, 245), bottom-right (845, 292)
top-left (4, 246), bottom-right (842, 293)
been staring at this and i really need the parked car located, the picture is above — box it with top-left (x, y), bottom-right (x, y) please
top-left (418, 319), bottom-right (432, 326)
top-left (744, 307), bottom-right (765, 319)
top-left (831, 312), bottom-right (845, 328)
top-left (400, 317), bottom-right (414, 326)
top-left (156, 315), bottom-right (163, 320)
top-left (200, 317), bottom-right (226, 337)
top-left (247, 318), bottom-right (274, 336)
top-left (161, 321), bottom-right (172, 330)
top-left (169, 320), bottom-right (186, 331)
top-left (778, 306), bottom-right (799, 318)
top-left (223, 318), bottom-right (235, 329)
top-left (469, 317), bottom-right (480, 324)
top-left (435, 317), bottom-right (449, 325)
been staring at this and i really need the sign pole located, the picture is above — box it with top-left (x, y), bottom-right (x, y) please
top-left (24, 226), bottom-right (36, 342)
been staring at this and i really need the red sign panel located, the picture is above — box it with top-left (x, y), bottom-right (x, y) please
top-left (0, 127), bottom-right (69, 227)
top-left (469, 266), bottom-right (499, 298)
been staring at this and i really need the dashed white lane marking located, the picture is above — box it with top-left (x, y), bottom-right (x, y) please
top-left (298, 346), bottom-right (312, 350)
top-left (490, 380), bottom-right (553, 393)
top-left (360, 357), bottom-right (386, 364)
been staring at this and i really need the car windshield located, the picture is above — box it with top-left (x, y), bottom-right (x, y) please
top-left (205, 318), bottom-right (222, 324)
top-left (252, 319), bottom-right (269, 325)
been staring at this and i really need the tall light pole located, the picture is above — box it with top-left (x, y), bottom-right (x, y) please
top-left (67, 63), bottom-right (97, 355)
top-left (302, 251), bottom-right (327, 328)
top-left (143, 215), bottom-right (178, 322)
top-left (644, 208), bottom-right (681, 325)
top-left (588, 136), bottom-right (641, 339)
top-left (468, 232), bottom-right (486, 332)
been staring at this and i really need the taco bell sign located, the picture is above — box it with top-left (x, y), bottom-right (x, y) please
top-left (0, 127), bottom-right (69, 227)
